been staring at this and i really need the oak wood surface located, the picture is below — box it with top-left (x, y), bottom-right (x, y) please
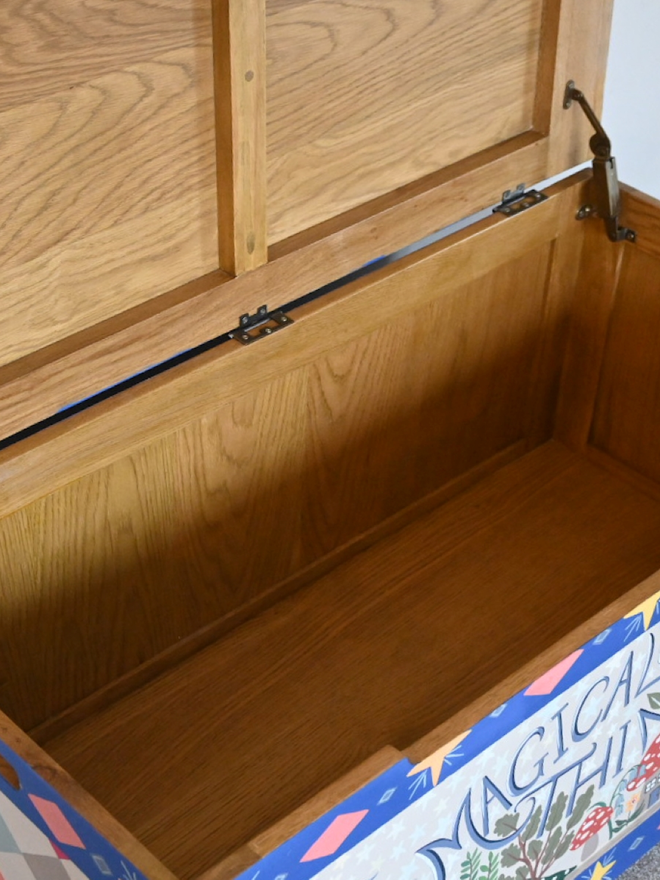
top-left (621, 185), bottom-right (660, 262)
top-left (591, 245), bottom-right (660, 481)
top-left (0, 0), bottom-right (612, 418)
top-left (0, 133), bottom-right (555, 442)
top-left (213, 0), bottom-right (268, 272)
top-left (0, 0), bottom-right (218, 368)
top-left (0, 710), bottom-right (177, 880)
top-left (0, 0), bottom-right (210, 112)
top-left (408, 566), bottom-right (660, 764)
top-left (546, 0), bottom-right (615, 173)
top-left (0, 206), bottom-right (561, 731)
top-left (250, 747), bottom-right (402, 857)
top-left (0, 181), bottom-right (570, 506)
top-left (31, 441), bottom-right (525, 746)
top-left (44, 443), bottom-right (660, 878)
top-left (195, 848), bottom-right (259, 880)
top-left (266, 0), bottom-right (544, 241)
top-left (554, 219), bottom-right (624, 451)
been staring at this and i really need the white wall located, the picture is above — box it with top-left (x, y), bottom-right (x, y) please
top-left (604, 0), bottom-right (660, 199)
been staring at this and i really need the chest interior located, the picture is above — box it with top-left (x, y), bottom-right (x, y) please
top-left (2, 170), bottom-right (660, 879)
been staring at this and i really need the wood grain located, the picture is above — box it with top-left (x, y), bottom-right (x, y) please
top-left (521, 174), bottom-right (588, 447)
top-left (554, 219), bottom-right (624, 451)
top-left (0, 181), bottom-right (568, 503)
top-left (195, 848), bottom-right (259, 880)
top-left (546, 0), bottom-right (615, 175)
top-left (302, 242), bottom-right (554, 556)
top-left (0, 370), bottom-right (309, 730)
top-left (213, 0), bottom-right (268, 273)
top-left (0, 0), bottom-right (211, 112)
top-left (408, 565), bottom-right (660, 764)
top-left (0, 200), bottom-right (567, 731)
top-left (620, 184), bottom-right (660, 261)
top-left (250, 747), bottom-right (402, 857)
top-left (0, 134), bottom-right (561, 442)
top-left (590, 246), bottom-right (660, 480)
top-left (44, 443), bottom-right (660, 878)
top-left (31, 441), bottom-right (525, 746)
top-left (0, 0), bottom-right (611, 389)
top-left (0, 6), bottom-right (219, 367)
top-left (0, 710), bottom-right (177, 880)
top-left (266, 0), bottom-right (544, 241)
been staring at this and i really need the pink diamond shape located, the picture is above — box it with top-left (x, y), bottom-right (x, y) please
top-left (29, 796), bottom-right (85, 848)
top-left (525, 650), bottom-right (583, 697)
top-left (301, 811), bottom-right (368, 862)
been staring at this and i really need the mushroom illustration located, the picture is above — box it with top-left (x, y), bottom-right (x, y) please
top-left (627, 733), bottom-right (660, 797)
top-left (570, 805), bottom-right (614, 861)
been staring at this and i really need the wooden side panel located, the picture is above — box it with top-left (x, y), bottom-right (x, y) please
top-left (591, 246), bottom-right (660, 479)
top-left (0, 193), bottom-right (575, 732)
top-left (566, 189), bottom-right (660, 481)
top-left (0, 0), bottom-right (218, 368)
top-left (266, 0), bottom-right (545, 242)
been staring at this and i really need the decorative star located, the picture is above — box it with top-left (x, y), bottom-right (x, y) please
top-left (590, 858), bottom-right (617, 880)
top-left (407, 731), bottom-right (471, 786)
top-left (624, 590), bottom-right (660, 630)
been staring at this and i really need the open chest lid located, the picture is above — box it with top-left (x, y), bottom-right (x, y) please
top-left (0, 0), bottom-right (615, 443)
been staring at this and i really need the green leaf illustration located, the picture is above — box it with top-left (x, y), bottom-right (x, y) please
top-left (542, 825), bottom-right (563, 865)
top-left (520, 806), bottom-right (543, 843)
top-left (515, 867), bottom-right (530, 880)
top-left (528, 839), bottom-right (543, 860)
top-left (555, 830), bottom-right (575, 859)
top-left (547, 792), bottom-right (568, 830)
top-left (568, 785), bottom-right (595, 829)
top-left (495, 813), bottom-right (521, 838)
top-left (502, 845), bottom-right (522, 868)
top-left (461, 849), bottom-right (481, 880)
top-left (648, 692), bottom-right (660, 709)
top-left (480, 852), bottom-right (500, 880)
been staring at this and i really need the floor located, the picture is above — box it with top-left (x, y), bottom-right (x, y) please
top-left (621, 846), bottom-right (660, 879)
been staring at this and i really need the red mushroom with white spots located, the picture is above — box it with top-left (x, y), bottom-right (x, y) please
top-left (627, 733), bottom-right (660, 793)
top-left (570, 805), bottom-right (614, 861)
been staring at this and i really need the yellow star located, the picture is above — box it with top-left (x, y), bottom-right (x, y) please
top-left (590, 858), bottom-right (616, 880)
top-left (407, 730), bottom-right (471, 786)
top-left (624, 589), bottom-right (660, 630)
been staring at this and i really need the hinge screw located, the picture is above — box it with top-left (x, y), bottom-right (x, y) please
top-left (577, 205), bottom-right (596, 221)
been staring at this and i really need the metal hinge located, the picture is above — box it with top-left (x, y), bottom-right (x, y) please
top-left (493, 184), bottom-right (548, 217)
top-left (228, 305), bottom-right (294, 345)
top-left (564, 81), bottom-right (637, 244)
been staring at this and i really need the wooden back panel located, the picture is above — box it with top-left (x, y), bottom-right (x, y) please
top-left (0, 0), bottom-right (218, 368)
top-left (0, 178), bottom-right (583, 733)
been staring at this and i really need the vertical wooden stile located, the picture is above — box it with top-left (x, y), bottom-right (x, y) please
top-left (212, 0), bottom-right (268, 275)
top-left (547, 0), bottom-right (616, 171)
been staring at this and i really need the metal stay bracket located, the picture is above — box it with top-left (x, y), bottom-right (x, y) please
top-left (564, 81), bottom-right (636, 244)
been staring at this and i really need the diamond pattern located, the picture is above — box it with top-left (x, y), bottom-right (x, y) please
top-left (524, 650), bottom-right (583, 696)
top-left (0, 792), bottom-right (91, 880)
top-left (301, 811), bottom-right (368, 863)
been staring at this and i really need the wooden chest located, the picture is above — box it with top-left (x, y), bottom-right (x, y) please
top-left (2, 2), bottom-right (660, 879)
